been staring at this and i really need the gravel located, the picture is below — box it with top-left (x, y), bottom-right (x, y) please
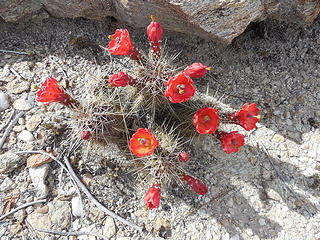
top-left (0, 16), bottom-right (319, 240)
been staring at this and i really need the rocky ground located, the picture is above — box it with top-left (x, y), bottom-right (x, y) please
top-left (0, 15), bottom-right (319, 240)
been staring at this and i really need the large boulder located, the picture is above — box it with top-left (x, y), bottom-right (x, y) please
top-left (0, 0), bottom-right (319, 43)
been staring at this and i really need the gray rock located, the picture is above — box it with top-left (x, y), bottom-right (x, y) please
top-left (29, 164), bottom-right (49, 198)
top-left (0, 92), bottom-right (10, 111)
top-left (26, 114), bottom-right (42, 131)
top-left (48, 200), bottom-right (71, 230)
top-left (13, 99), bottom-right (32, 111)
top-left (18, 130), bottom-right (34, 142)
top-left (0, 177), bottom-right (16, 191)
top-left (0, 152), bottom-right (22, 174)
top-left (6, 80), bottom-right (30, 94)
top-left (0, 1), bottom-right (319, 43)
top-left (26, 211), bottom-right (52, 238)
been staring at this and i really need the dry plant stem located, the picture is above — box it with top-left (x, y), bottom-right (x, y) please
top-left (10, 67), bottom-right (24, 79)
top-left (0, 199), bottom-right (46, 221)
top-left (259, 143), bottom-right (313, 217)
top-left (64, 156), bottom-right (143, 232)
top-left (49, 56), bottom-right (68, 79)
top-left (0, 109), bottom-right (15, 132)
top-left (35, 228), bottom-right (109, 240)
top-left (0, 49), bottom-right (29, 55)
top-left (0, 111), bottom-right (24, 149)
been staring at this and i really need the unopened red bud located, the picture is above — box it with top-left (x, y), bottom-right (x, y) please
top-left (184, 63), bottom-right (211, 79)
top-left (81, 131), bottom-right (91, 140)
top-left (179, 152), bottom-right (189, 162)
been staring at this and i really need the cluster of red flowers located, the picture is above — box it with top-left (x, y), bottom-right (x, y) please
top-left (193, 103), bottom-right (260, 154)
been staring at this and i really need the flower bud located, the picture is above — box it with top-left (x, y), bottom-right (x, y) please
top-left (179, 152), bottom-right (189, 162)
top-left (81, 131), bottom-right (91, 140)
top-left (184, 63), bottom-right (212, 79)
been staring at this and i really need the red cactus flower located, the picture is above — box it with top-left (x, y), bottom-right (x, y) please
top-left (108, 29), bottom-right (140, 61)
top-left (179, 152), bottom-right (189, 163)
top-left (231, 103), bottom-right (260, 131)
top-left (81, 131), bottom-right (91, 140)
top-left (144, 184), bottom-right (161, 210)
top-left (108, 72), bottom-right (136, 87)
top-left (165, 73), bottom-right (196, 103)
top-left (36, 77), bottom-right (73, 106)
top-left (184, 63), bottom-right (212, 79)
top-left (216, 131), bottom-right (245, 154)
top-left (147, 15), bottom-right (163, 53)
top-left (183, 175), bottom-right (208, 195)
top-left (194, 107), bottom-right (219, 134)
top-left (130, 128), bottom-right (159, 157)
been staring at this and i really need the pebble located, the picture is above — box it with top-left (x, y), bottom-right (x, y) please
top-left (18, 118), bottom-right (25, 125)
top-left (13, 99), bottom-right (32, 110)
top-left (272, 134), bottom-right (285, 143)
top-left (0, 177), bottom-right (16, 191)
top-left (26, 212), bottom-right (52, 238)
top-left (48, 200), bottom-right (71, 230)
top-left (27, 153), bottom-right (52, 168)
top-left (29, 164), bottom-right (49, 198)
top-left (71, 197), bottom-right (83, 217)
top-left (0, 152), bottom-right (22, 174)
top-left (18, 130), bottom-right (34, 142)
top-left (13, 125), bottom-right (25, 132)
top-left (26, 114), bottom-right (42, 131)
top-left (0, 92), bottom-right (10, 111)
top-left (6, 80), bottom-right (30, 94)
top-left (103, 216), bottom-right (116, 238)
top-left (259, 218), bottom-right (266, 226)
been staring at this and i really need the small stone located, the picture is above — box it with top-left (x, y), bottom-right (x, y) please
top-left (154, 218), bottom-right (170, 232)
top-left (13, 98), bottom-right (32, 110)
top-left (26, 114), bottom-right (42, 131)
top-left (27, 153), bottom-right (52, 168)
top-left (6, 80), bottom-right (30, 94)
top-left (0, 177), bottom-right (16, 191)
top-left (26, 212), bottom-right (52, 238)
top-left (18, 118), bottom-right (25, 125)
top-left (262, 169), bottom-right (272, 180)
top-left (0, 92), bottom-right (10, 111)
top-left (258, 218), bottom-right (266, 225)
top-left (8, 132), bottom-right (17, 146)
top-left (13, 209), bottom-right (26, 222)
top-left (266, 189), bottom-right (282, 201)
top-left (13, 125), bottom-right (25, 132)
top-left (0, 152), bottom-right (22, 174)
top-left (18, 130), bottom-right (34, 142)
top-left (9, 223), bottom-right (22, 235)
top-left (230, 234), bottom-right (240, 240)
top-left (34, 205), bottom-right (49, 214)
top-left (272, 134), bottom-right (284, 143)
top-left (71, 197), bottom-right (83, 217)
top-left (29, 164), bottom-right (49, 198)
top-left (48, 200), bottom-right (71, 230)
top-left (103, 216), bottom-right (116, 238)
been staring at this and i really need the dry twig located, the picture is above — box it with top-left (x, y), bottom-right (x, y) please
top-left (35, 228), bottom-right (109, 239)
top-left (0, 111), bottom-right (24, 149)
top-left (0, 49), bottom-right (30, 55)
top-left (259, 142), bottom-right (313, 217)
top-left (0, 199), bottom-right (46, 221)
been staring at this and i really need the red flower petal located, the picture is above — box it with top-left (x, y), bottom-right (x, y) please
top-left (184, 63), bottom-right (211, 79)
top-left (129, 128), bottom-right (159, 157)
top-left (218, 131), bottom-right (245, 154)
top-left (194, 107), bottom-right (219, 134)
top-left (183, 175), bottom-right (208, 195)
top-left (36, 77), bottom-right (72, 106)
top-left (165, 73), bottom-right (196, 103)
top-left (144, 184), bottom-right (161, 210)
top-left (108, 72), bottom-right (135, 87)
top-left (231, 103), bottom-right (260, 130)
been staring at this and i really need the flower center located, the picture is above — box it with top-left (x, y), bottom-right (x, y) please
top-left (138, 138), bottom-right (150, 146)
top-left (176, 84), bottom-right (185, 94)
top-left (203, 115), bottom-right (210, 122)
top-left (231, 139), bottom-right (238, 146)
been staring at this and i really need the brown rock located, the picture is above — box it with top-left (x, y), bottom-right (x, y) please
top-left (26, 114), bottom-right (42, 131)
top-left (27, 153), bottom-right (52, 168)
top-left (26, 211), bottom-right (52, 238)
top-left (34, 205), bottom-right (49, 214)
top-left (0, 0), bottom-right (319, 43)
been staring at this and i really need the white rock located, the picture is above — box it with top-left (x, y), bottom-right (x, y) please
top-left (29, 164), bottom-right (49, 197)
top-left (0, 92), bottom-right (10, 111)
top-left (0, 177), bottom-right (16, 191)
top-left (6, 80), bottom-right (30, 94)
top-left (13, 99), bottom-right (32, 110)
top-left (71, 197), bottom-right (83, 217)
top-left (103, 216), bottom-right (116, 238)
top-left (18, 130), bottom-right (34, 142)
